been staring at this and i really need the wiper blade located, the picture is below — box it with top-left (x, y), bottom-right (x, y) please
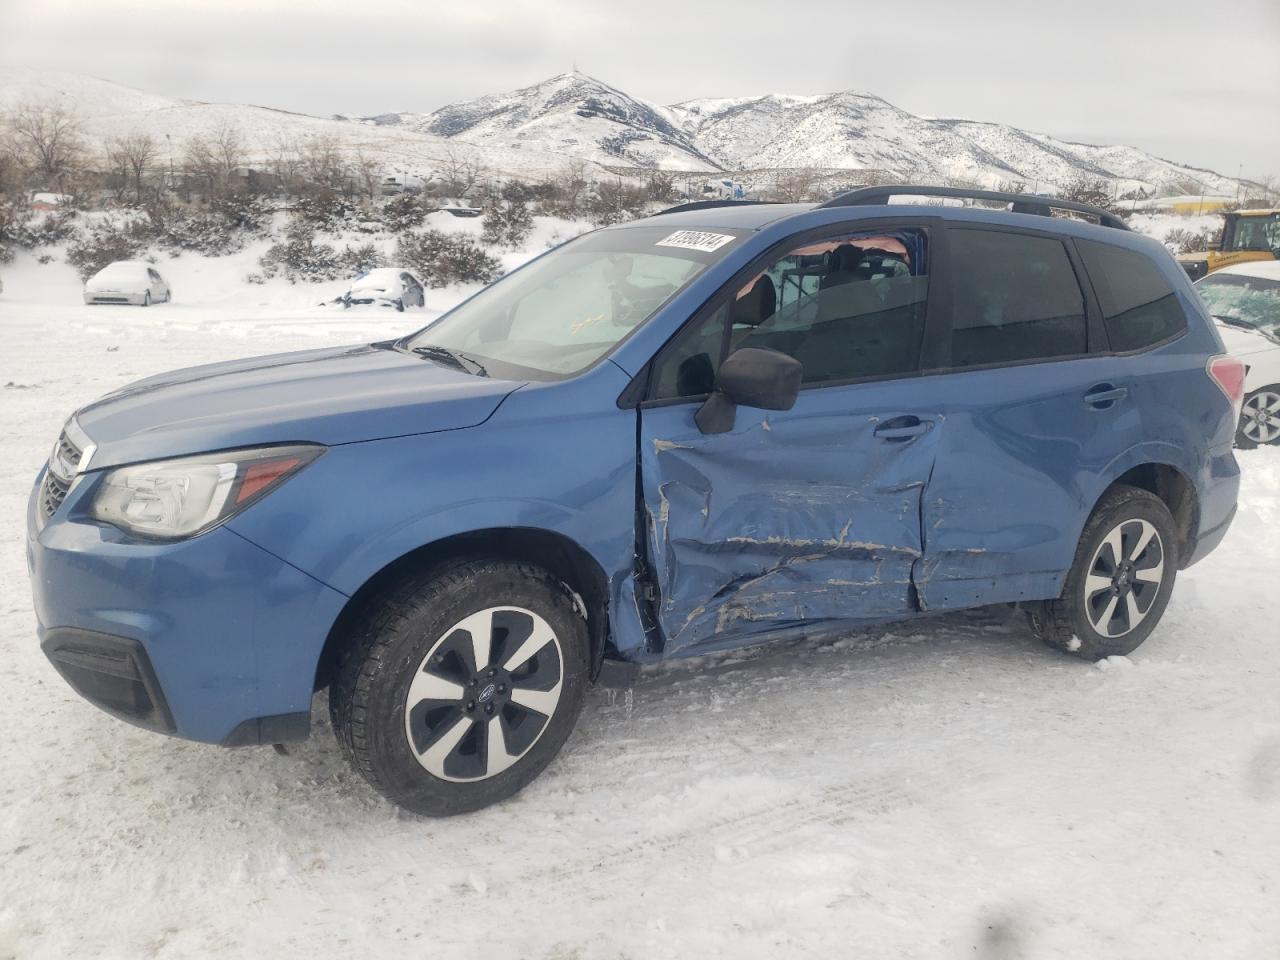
top-left (410, 344), bottom-right (488, 377)
top-left (411, 344), bottom-right (467, 371)
top-left (453, 351), bottom-right (489, 377)
top-left (1213, 314), bottom-right (1254, 329)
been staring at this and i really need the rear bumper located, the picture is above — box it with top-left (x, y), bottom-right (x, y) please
top-left (27, 470), bottom-right (349, 744)
top-left (1185, 449), bottom-right (1240, 568)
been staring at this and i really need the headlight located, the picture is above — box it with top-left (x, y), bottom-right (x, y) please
top-left (88, 444), bottom-right (323, 540)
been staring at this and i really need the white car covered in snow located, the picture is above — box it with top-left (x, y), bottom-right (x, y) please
top-left (334, 267), bottom-right (426, 311)
top-left (1196, 260), bottom-right (1280, 447)
top-left (84, 261), bottom-right (171, 307)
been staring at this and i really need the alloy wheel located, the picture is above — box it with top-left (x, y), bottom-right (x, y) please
top-left (1083, 519), bottom-right (1165, 638)
top-left (403, 606), bottom-right (564, 782)
top-left (1241, 391), bottom-right (1280, 445)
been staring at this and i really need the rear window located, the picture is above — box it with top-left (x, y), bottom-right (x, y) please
top-left (946, 229), bottom-right (1087, 367)
top-left (1077, 239), bottom-right (1187, 352)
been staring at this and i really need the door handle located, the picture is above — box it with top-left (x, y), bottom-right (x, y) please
top-left (874, 416), bottom-right (933, 441)
top-left (1083, 384), bottom-right (1129, 409)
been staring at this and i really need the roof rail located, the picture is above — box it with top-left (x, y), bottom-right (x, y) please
top-left (817, 184), bottom-right (1130, 230)
top-left (653, 199), bottom-right (775, 216)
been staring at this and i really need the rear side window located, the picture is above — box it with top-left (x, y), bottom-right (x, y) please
top-left (1077, 239), bottom-right (1187, 352)
top-left (946, 229), bottom-right (1087, 367)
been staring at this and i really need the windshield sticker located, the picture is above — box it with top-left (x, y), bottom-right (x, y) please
top-left (656, 230), bottom-right (737, 253)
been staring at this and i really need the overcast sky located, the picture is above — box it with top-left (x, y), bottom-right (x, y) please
top-left (2, 0), bottom-right (1277, 177)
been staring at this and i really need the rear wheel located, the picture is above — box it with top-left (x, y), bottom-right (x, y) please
top-left (330, 559), bottom-right (589, 816)
top-left (1236, 387), bottom-right (1280, 449)
top-left (1029, 485), bottom-right (1179, 660)
top-left (142, 291), bottom-right (151, 307)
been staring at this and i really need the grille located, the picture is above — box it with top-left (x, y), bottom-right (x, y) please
top-left (41, 431), bottom-right (81, 522)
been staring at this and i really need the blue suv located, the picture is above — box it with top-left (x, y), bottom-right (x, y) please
top-left (27, 186), bottom-right (1244, 815)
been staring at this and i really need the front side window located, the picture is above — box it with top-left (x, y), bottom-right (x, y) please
top-left (946, 229), bottom-right (1086, 367)
top-left (403, 226), bottom-right (741, 380)
top-left (651, 229), bottom-right (929, 399)
top-left (1078, 238), bottom-right (1187, 352)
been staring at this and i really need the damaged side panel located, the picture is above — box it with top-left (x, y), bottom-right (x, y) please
top-left (639, 399), bottom-right (939, 654)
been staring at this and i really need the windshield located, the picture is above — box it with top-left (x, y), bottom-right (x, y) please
top-left (402, 225), bottom-right (742, 379)
top-left (1226, 213), bottom-right (1280, 255)
top-left (1196, 273), bottom-right (1280, 332)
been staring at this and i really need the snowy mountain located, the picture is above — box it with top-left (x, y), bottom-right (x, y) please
top-left (0, 67), bottom-right (586, 182)
top-left (0, 66), bottom-right (1248, 196)
top-left (670, 91), bottom-right (1243, 195)
top-left (364, 72), bottom-right (718, 172)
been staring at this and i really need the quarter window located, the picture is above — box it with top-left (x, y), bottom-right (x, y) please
top-left (1076, 238), bottom-right (1187, 352)
top-left (946, 229), bottom-right (1087, 367)
top-left (651, 229), bottom-right (929, 398)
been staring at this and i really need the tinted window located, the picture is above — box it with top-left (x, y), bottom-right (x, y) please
top-left (652, 229), bottom-right (928, 398)
top-left (947, 229), bottom-right (1086, 367)
top-left (1077, 238), bottom-right (1187, 351)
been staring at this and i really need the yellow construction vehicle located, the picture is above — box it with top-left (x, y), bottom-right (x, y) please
top-left (1178, 208), bottom-right (1280, 280)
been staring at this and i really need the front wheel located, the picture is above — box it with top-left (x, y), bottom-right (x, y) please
top-left (1029, 485), bottom-right (1179, 660)
top-left (142, 291), bottom-right (151, 307)
top-left (330, 559), bottom-right (589, 816)
top-left (1236, 387), bottom-right (1280, 449)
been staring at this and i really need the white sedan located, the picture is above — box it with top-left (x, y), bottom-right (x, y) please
top-left (1197, 260), bottom-right (1280, 447)
top-left (335, 268), bottom-right (426, 312)
top-left (84, 261), bottom-right (171, 307)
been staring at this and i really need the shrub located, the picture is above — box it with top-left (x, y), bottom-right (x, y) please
top-left (1163, 226), bottom-right (1219, 255)
top-left (481, 188), bottom-right (534, 248)
top-left (383, 192), bottom-right (428, 232)
top-left (340, 241), bottom-right (385, 274)
top-left (585, 179), bottom-right (650, 226)
top-left (65, 220), bottom-right (148, 280)
top-left (292, 189), bottom-right (358, 229)
top-left (397, 229), bottom-right (502, 287)
top-left (256, 218), bottom-right (343, 283)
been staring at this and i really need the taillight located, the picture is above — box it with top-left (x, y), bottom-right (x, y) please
top-left (1207, 354), bottom-right (1246, 423)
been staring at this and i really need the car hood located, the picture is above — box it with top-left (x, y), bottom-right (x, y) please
top-left (74, 343), bottom-right (523, 470)
top-left (1214, 321), bottom-right (1279, 357)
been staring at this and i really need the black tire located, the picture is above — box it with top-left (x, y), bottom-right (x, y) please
top-left (142, 291), bottom-right (151, 307)
top-left (1235, 387), bottom-right (1280, 450)
top-left (330, 559), bottom-right (589, 816)
top-left (1029, 484), bottom-right (1179, 661)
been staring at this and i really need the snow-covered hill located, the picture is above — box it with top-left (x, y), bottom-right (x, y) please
top-left (1, 66), bottom-right (1249, 195)
top-left (0, 68), bottom-right (595, 182)
top-left (672, 91), bottom-right (1244, 195)
top-left (372, 72), bottom-right (718, 172)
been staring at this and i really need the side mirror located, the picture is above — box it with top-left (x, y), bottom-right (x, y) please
top-left (695, 347), bottom-right (802, 435)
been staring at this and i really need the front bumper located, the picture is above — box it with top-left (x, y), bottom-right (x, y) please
top-left (27, 468), bottom-right (349, 744)
top-left (84, 292), bottom-right (144, 305)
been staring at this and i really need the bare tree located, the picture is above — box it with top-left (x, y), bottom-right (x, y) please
top-left (268, 135), bottom-right (304, 199)
top-left (769, 168), bottom-right (823, 202)
top-left (104, 131), bottom-right (159, 204)
top-left (6, 101), bottom-right (84, 192)
top-left (183, 122), bottom-right (245, 198)
top-left (440, 147), bottom-right (485, 199)
top-left (351, 146), bottom-right (383, 200)
top-left (298, 134), bottom-right (347, 192)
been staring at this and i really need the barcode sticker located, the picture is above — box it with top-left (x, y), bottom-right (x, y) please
top-left (655, 230), bottom-right (737, 253)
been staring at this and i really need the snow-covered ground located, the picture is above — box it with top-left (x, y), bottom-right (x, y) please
top-left (1, 252), bottom-right (1278, 960)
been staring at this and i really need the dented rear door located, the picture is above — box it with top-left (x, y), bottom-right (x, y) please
top-left (639, 378), bottom-right (942, 654)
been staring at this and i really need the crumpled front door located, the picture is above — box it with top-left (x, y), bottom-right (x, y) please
top-left (639, 381), bottom-right (940, 654)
